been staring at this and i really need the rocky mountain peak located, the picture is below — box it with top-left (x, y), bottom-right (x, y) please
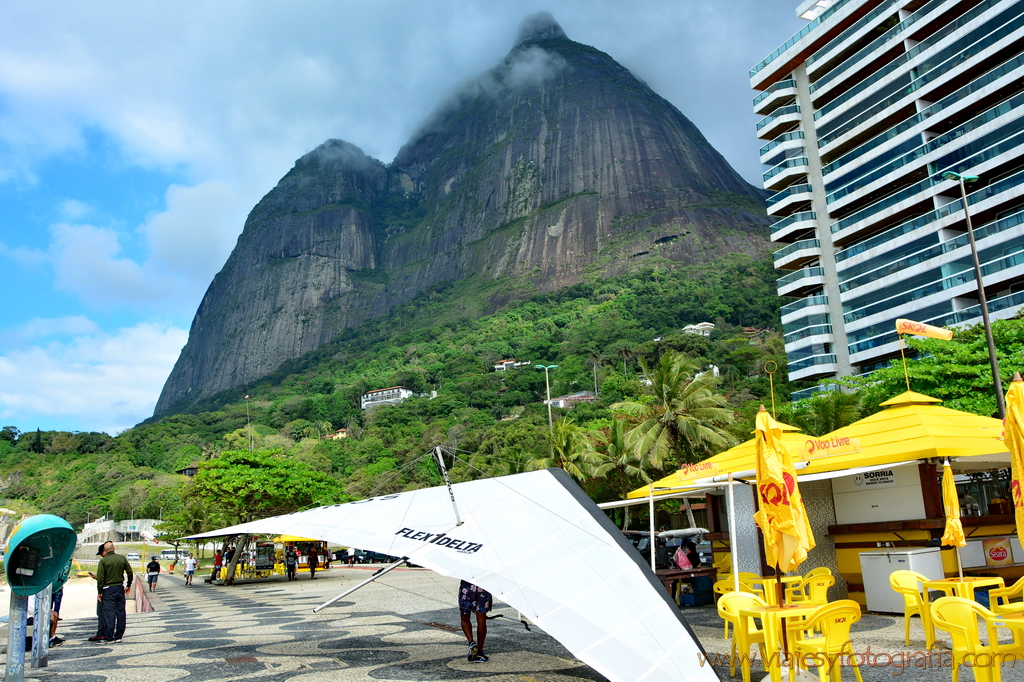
top-left (153, 14), bottom-right (768, 418)
top-left (515, 11), bottom-right (567, 44)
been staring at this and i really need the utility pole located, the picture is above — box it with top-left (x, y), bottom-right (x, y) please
top-left (943, 171), bottom-right (1005, 417)
top-left (535, 365), bottom-right (559, 433)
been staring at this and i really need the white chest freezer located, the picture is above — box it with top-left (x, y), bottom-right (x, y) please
top-left (859, 547), bottom-right (945, 613)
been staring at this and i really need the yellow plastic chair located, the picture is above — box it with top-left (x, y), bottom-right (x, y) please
top-left (889, 570), bottom-right (930, 647)
top-left (789, 600), bottom-right (864, 682)
top-left (802, 574), bottom-right (836, 604)
top-left (714, 580), bottom-right (738, 637)
top-left (930, 596), bottom-right (1021, 682)
top-left (785, 566), bottom-right (832, 601)
top-left (990, 577), bottom-right (1024, 614)
top-left (737, 572), bottom-right (768, 599)
top-left (717, 591), bottom-right (767, 682)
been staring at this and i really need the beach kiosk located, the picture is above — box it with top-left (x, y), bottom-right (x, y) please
top-left (626, 391), bottom-right (1012, 606)
top-left (273, 535), bottom-right (329, 572)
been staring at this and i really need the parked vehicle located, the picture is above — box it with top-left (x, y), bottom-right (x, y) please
top-left (126, 552), bottom-right (141, 562)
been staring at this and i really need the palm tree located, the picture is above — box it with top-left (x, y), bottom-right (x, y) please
top-left (615, 345), bottom-right (635, 376)
top-left (592, 418), bottom-right (653, 530)
top-left (530, 418), bottom-right (601, 482)
top-left (302, 420), bottom-right (334, 440)
top-left (793, 390), bottom-right (862, 436)
top-left (586, 351), bottom-right (604, 396)
top-left (612, 351), bottom-right (734, 470)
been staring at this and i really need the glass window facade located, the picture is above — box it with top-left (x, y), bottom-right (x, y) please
top-left (753, 0), bottom-right (1024, 385)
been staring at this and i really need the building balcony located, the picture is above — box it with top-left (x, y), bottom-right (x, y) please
top-left (778, 266), bottom-right (826, 298)
top-left (788, 353), bottom-right (839, 382)
top-left (757, 105), bottom-right (802, 141)
top-left (784, 324), bottom-right (833, 347)
top-left (781, 294), bottom-right (829, 324)
top-left (760, 131), bottom-right (805, 160)
top-left (770, 211), bottom-right (817, 243)
top-left (791, 384), bottom-right (842, 401)
top-left (753, 79), bottom-right (798, 116)
top-left (763, 157), bottom-right (810, 192)
top-left (767, 184), bottom-right (814, 218)
top-left (774, 238), bottom-right (821, 270)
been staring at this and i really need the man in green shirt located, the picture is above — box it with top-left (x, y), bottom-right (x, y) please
top-left (95, 541), bottom-right (133, 643)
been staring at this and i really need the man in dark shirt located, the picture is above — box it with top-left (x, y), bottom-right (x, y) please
top-left (308, 549), bottom-right (318, 579)
top-left (95, 541), bottom-right (133, 643)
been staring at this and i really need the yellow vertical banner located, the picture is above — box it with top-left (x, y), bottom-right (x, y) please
top-left (1006, 374), bottom-right (1024, 542)
top-left (752, 407), bottom-right (815, 573)
top-left (940, 461), bottom-right (965, 548)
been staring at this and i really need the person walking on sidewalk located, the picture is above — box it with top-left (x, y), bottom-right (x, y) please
top-left (285, 547), bottom-right (298, 581)
top-left (184, 554), bottom-right (197, 586)
top-left (146, 557), bottom-right (161, 592)
top-left (307, 549), bottom-right (319, 580)
top-left (94, 541), bottom-right (133, 643)
top-left (459, 580), bottom-right (492, 662)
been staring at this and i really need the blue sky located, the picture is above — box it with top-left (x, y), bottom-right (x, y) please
top-left (0, 1), bottom-right (803, 435)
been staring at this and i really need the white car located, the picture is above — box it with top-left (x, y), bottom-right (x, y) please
top-left (126, 552), bottom-right (141, 562)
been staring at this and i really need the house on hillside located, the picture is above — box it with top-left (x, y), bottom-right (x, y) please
top-left (326, 428), bottom-right (347, 440)
top-left (361, 386), bottom-right (416, 410)
top-left (493, 359), bottom-right (531, 371)
top-left (175, 463), bottom-right (199, 477)
top-left (682, 322), bottom-right (715, 337)
top-left (546, 391), bottom-right (597, 409)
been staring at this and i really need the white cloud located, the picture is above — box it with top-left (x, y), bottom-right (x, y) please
top-left (49, 222), bottom-right (169, 307)
top-left (60, 199), bottom-right (91, 220)
top-left (0, 241), bottom-right (48, 269)
top-left (0, 316), bottom-right (100, 347)
top-left (0, 321), bottom-right (188, 434)
top-left (140, 181), bottom-right (243, 279)
top-left (42, 180), bottom-right (244, 314)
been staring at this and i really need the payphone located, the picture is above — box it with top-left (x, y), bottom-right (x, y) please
top-left (3, 514), bottom-right (77, 681)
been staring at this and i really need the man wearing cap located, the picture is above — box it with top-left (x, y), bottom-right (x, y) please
top-left (94, 541), bottom-right (133, 643)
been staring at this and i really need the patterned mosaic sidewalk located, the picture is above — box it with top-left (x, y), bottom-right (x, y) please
top-left (11, 568), bottom-right (607, 681)
top-left (9, 568), bottom-right (1024, 681)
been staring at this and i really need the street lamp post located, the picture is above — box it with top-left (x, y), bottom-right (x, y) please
top-left (943, 171), bottom-right (1005, 418)
top-left (535, 364), bottom-right (559, 433)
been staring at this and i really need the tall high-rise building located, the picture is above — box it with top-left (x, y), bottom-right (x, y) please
top-left (753, 0), bottom-right (1024, 397)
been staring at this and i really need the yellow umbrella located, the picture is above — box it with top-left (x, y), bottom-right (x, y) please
top-left (1007, 373), bottom-right (1024, 542)
top-left (940, 459), bottom-right (965, 579)
top-left (752, 407), bottom-right (815, 574)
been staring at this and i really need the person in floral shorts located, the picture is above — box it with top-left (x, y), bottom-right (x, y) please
top-left (458, 580), bottom-right (492, 662)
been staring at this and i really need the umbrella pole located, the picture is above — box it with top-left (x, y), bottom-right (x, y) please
top-left (898, 333), bottom-right (911, 392)
top-left (727, 475), bottom-right (740, 592)
top-left (649, 483), bottom-right (656, 573)
top-left (956, 546), bottom-right (964, 581)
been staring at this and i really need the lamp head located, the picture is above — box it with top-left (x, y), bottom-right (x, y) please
top-left (943, 171), bottom-right (979, 182)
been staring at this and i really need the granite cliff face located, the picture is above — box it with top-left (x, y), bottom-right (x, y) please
top-left (155, 13), bottom-right (769, 416)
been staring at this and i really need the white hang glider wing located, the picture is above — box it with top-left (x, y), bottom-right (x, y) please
top-left (189, 468), bottom-right (717, 682)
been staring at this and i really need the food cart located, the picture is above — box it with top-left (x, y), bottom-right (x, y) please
top-left (273, 535), bottom-right (329, 572)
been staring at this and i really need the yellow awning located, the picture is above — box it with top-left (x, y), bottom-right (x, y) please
top-left (627, 391), bottom-right (1007, 499)
top-left (272, 535), bottom-right (321, 542)
top-left (800, 391), bottom-right (1006, 473)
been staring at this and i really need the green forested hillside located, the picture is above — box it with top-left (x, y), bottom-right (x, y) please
top-left (0, 255), bottom-right (792, 531)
